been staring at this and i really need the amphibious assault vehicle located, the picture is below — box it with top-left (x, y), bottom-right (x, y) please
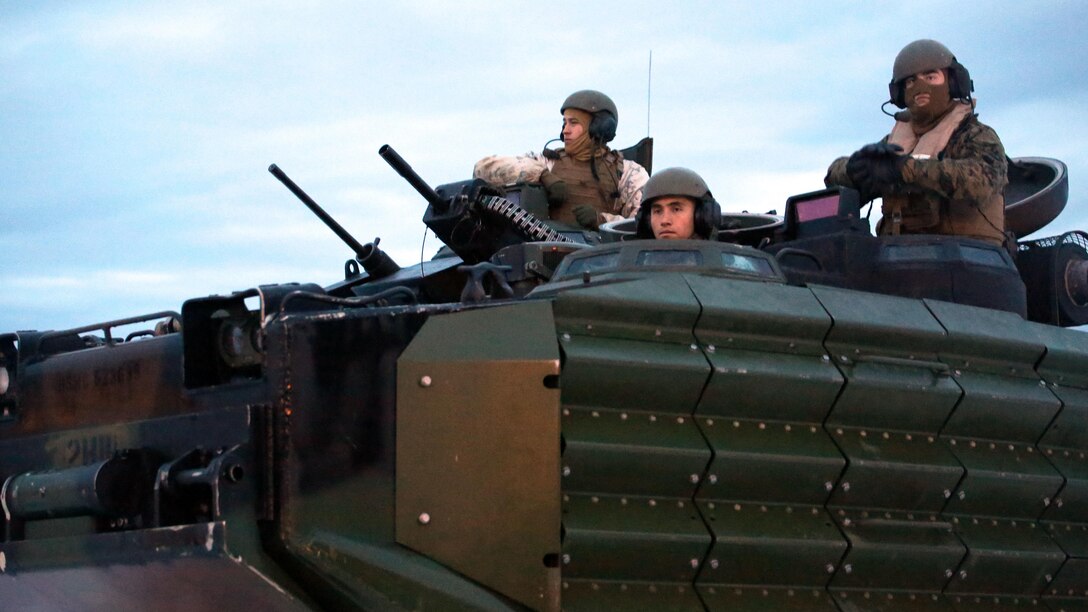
top-left (1, 141), bottom-right (1086, 611)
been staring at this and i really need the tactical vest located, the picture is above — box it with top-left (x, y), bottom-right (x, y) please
top-left (547, 149), bottom-right (624, 225)
top-left (882, 103), bottom-right (1005, 246)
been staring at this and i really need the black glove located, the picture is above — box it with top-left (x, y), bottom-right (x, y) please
top-left (847, 142), bottom-right (906, 200)
top-left (858, 142), bottom-right (904, 158)
top-left (846, 151), bottom-right (876, 201)
top-left (572, 204), bottom-right (600, 230)
top-left (539, 170), bottom-right (567, 207)
top-left (871, 157), bottom-right (906, 190)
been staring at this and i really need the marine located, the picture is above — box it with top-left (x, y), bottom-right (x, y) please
top-left (824, 39), bottom-right (1008, 246)
top-left (474, 90), bottom-right (649, 230)
top-left (634, 167), bottom-right (721, 240)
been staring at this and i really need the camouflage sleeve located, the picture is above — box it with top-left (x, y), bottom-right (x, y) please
top-left (601, 159), bottom-right (649, 223)
top-left (824, 156), bottom-right (855, 189)
top-left (901, 120), bottom-right (1008, 204)
top-left (472, 152), bottom-right (551, 186)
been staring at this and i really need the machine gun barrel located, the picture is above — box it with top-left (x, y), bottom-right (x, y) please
top-left (378, 144), bottom-right (445, 211)
top-left (268, 164), bottom-right (400, 279)
top-left (268, 163), bottom-right (371, 257)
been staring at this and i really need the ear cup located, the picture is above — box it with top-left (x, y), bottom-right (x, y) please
top-left (695, 196), bottom-right (723, 239)
top-left (635, 202), bottom-right (655, 238)
top-left (589, 112), bottom-right (618, 144)
top-left (948, 60), bottom-right (973, 99)
top-left (889, 80), bottom-right (907, 109)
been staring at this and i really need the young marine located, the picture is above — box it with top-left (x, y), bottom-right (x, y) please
top-left (824, 39), bottom-right (1008, 246)
top-left (635, 167), bottom-right (722, 240)
top-left (474, 90), bottom-right (649, 230)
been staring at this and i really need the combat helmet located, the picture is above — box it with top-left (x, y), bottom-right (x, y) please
top-left (888, 39), bottom-right (973, 108)
top-left (635, 167), bottom-right (722, 239)
top-left (561, 90), bottom-right (618, 144)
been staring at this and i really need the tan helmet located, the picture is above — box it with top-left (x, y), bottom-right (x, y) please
top-left (888, 39), bottom-right (973, 108)
top-left (636, 167), bottom-right (722, 239)
top-left (560, 90), bottom-right (618, 143)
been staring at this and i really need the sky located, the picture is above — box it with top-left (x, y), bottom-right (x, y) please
top-left (3, 1), bottom-right (1087, 331)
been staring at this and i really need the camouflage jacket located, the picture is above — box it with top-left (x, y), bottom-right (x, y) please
top-left (825, 113), bottom-right (1008, 243)
top-left (473, 150), bottom-right (649, 222)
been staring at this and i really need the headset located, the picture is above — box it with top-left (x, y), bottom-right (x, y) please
top-left (635, 194), bottom-right (723, 239)
top-left (558, 110), bottom-right (618, 145)
top-left (888, 59), bottom-right (974, 109)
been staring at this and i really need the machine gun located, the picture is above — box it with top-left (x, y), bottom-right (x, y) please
top-left (378, 145), bottom-right (574, 264)
top-left (268, 163), bottom-right (400, 280)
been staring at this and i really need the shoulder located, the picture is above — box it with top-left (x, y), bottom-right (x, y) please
top-left (953, 113), bottom-right (1002, 144)
top-left (620, 158), bottom-right (649, 179)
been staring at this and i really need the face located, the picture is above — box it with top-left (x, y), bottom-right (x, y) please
top-left (650, 196), bottom-right (697, 240)
top-left (903, 69), bottom-right (948, 109)
top-left (561, 110), bottom-right (587, 144)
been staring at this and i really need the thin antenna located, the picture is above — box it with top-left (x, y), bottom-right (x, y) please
top-left (646, 50), bottom-right (653, 136)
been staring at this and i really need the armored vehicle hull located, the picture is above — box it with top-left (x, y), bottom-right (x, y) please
top-left (2, 154), bottom-right (1087, 611)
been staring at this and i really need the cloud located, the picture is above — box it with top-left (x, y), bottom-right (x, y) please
top-left (3, 1), bottom-right (1087, 332)
top-left (75, 8), bottom-right (227, 53)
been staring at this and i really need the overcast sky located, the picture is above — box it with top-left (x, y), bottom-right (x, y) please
top-left (3, 1), bottom-right (1087, 331)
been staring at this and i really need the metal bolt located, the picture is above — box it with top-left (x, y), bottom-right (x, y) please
top-left (689, 474), bottom-right (700, 484)
top-left (708, 474), bottom-right (718, 484)
top-left (958, 491), bottom-right (967, 500)
top-left (825, 564), bottom-right (835, 573)
top-left (562, 554), bottom-right (571, 565)
top-left (690, 344), bottom-right (699, 351)
top-left (844, 564), bottom-right (853, 574)
top-left (562, 466), bottom-right (571, 477)
top-left (943, 489), bottom-right (952, 498)
top-left (945, 569), bottom-right (953, 578)
top-left (689, 558), bottom-right (699, 568)
top-left (419, 375), bottom-right (432, 387)
top-left (710, 559), bottom-right (719, 569)
top-left (959, 570), bottom-right (968, 580)
top-left (707, 345), bottom-right (716, 353)
top-left (842, 482), bottom-right (851, 492)
top-left (418, 512), bottom-right (431, 525)
top-left (825, 481), bottom-right (833, 491)
top-left (562, 333), bottom-right (571, 342)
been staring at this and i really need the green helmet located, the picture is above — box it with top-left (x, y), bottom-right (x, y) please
top-left (892, 39), bottom-right (955, 83)
top-left (888, 39), bottom-right (973, 108)
top-left (636, 167), bottom-right (722, 239)
top-left (641, 167), bottom-right (710, 203)
top-left (561, 90), bottom-right (618, 120)
top-left (560, 90), bottom-right (618, 143)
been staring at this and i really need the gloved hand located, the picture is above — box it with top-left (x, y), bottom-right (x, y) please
top-left (539, 170), bottom-right (567, 207)
top-left (857, 142), bottom-right (904, 158)
top-left (846, 150), bottom-right (875, 200)
top-left (572, 204), bottom-right (600, 230)
top-left (847, 142), bottom-right (906, 200)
